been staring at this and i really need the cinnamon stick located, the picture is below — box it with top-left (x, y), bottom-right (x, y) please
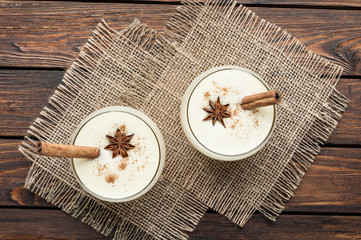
top-left (241, 90), bottom-right (282, 110)
top-left (37, 142), bottom-right (100, 159)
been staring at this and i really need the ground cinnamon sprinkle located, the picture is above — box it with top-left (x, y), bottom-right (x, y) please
top-left (97, 163), bottom-right (108, 175)
top-left (119, 161), bottom-right (128, 170)
top-left (119, 124), bottom-right (126, 132)
top-left (133, 142), bottom-right (141, 154)
top-left (254, 118), bottom-right (259, 127)
top-left (204, 91), bottom-right (210, 98)
top-left (105, 173), bottom-right (118, 184)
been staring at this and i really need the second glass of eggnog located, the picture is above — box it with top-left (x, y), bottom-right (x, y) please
top-left (180, 66), bottom-right (276, 161)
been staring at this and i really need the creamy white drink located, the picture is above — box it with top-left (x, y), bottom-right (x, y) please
top-left (181, 66), bottom-right (276, 160)
top-left (72, 109), bottom-right (164, 201)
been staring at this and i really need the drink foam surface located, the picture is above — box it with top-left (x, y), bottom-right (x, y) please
top-left (187, 69), bottom-right (275, 156)
top-left (73, 111), bottom-right (160, 200)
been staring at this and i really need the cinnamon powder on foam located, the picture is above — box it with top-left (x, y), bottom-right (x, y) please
top-left (105, 173), bottom-right (118, 184)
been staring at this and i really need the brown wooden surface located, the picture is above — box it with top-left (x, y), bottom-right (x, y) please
top-left (0, 0), bottom-right (361, 239)
top-left (1, 2), bottom-right (361, 75)
top-left (141, 0), bottom-right (361, 7)
top-left (0, 209), bottom-right (360, 240)
top-left (193, 213), bottom-right (361, 240)
top-left (241, 0), bottom-right (361, 6)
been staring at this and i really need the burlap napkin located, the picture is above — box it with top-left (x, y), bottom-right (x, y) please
top-left (19, 20), bottom-right (207, 240)
top-left (121, 0), bottom-right (348, 226)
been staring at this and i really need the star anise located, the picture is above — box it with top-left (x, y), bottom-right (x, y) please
top-left (203, 96), bottom-right (231, 128)
top-left (104, 128), bottom-right (135, 158)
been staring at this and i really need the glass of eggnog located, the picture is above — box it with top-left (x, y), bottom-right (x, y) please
top-left (180, 66), bottom-right (278, 161)
top-left (70, 106), bottom-right (165, 202)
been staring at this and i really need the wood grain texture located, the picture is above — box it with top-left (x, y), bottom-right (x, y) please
top-left (120, 0), bottom-right (361, 7)
top-left (1, 2), bottom-right (361, 74)
top-left (0, 1), bottom-right (173, 68)
top-left (192, 213), bottom-right (361, 239)
top-left (286, 147), bottom-right (361, 213)
top-left (0, 70), bottom-right (62, 137)
top-left (0, 209), bottom-right (360, 240)
top-left (229, 0), bottom-right (361, 7)
top-left (0, 209), bottom-right (110, 240)
top-left (0, 139), bottom-right (50, 207)
top-left (9, 0), bottom-right (361, 7)
top-left (329, 78), bottom-right (361, 145)
top-left (249, 7), bottom-right (361, 76)
top-left (0, 70), bottom-right (359, 144)
top-left (2, 139), bottom-right (361, 212)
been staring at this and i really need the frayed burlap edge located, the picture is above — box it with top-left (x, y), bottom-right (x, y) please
top-left (18, 19), bottom-right (207, 240)
top-left (258, 88), bottom-right (349, 220)
top-left (151, 0), bottom-right (349, 225)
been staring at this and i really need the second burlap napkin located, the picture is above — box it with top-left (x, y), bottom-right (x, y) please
top-left (123, 0), bottom-right (348, 226)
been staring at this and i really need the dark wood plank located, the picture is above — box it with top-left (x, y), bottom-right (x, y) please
top-left (286, 147), bottom-right (361, 213)
top-left (129, 0), bottom-right (361, 7)
top-left (0, 209), bottom-right (110, 240)
top-left (33, 0), bottom-right (361, 8)
top-left (0, 209), bottom-right (360, 240)
top-left (2, 139), bottom-right (361, 212)
top-left (0, 139), bottom-right (50, 207)
top-left (244, 0), bottom-right (361, 7)
top-left (0, 70), bottom-right (359, 144)
top-left (191, 213), bottom-right (361, 239)
top-left (1, 2), bottom-right (361, 75)
top-left (0, 70), bottom-right (63, 137)
top-left (328, 78), bottom-right (361, 145)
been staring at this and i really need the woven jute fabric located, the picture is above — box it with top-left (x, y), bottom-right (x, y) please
top-left (19, 20), bottom-right (207, 240)
top-left (120, 0), bottom-right (348, 226)
top-left (19, 0), bottom-right (349, 239)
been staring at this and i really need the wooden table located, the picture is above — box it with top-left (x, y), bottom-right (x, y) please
top-left (1, 0), bottom-right (360, 239)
